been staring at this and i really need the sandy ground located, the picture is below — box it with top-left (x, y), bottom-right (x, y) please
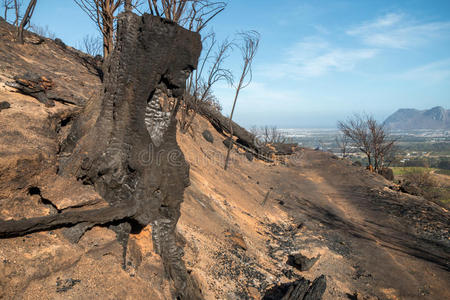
top-left (178, 115), bottom-right (450, 299)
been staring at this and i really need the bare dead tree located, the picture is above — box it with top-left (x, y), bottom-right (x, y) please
top-left (1, 0), bottom-right (14, 21)
top-left (79, 34), bottom-right (103, 56)
top-left (16, 0), bottom-right (36, 43)
top-left (338, 114), bottom-right (373, 169)
top-left (29, 23), bottom-right (56, 39)
top-left (148, 0), bottom-right (226, 32)
top-left (180, 32), bottom-right (232, 133)
top-left (367, 117), bottom-right (396, 170)
top-left (224, 30), bottom-right (260, 170)
top-left (338, 114), bottom-right (396, 171)
top-left (12, 0), bottom-right (21, 26)
top-left (335, 133), bottom-right (349, 158)
top-left (270, 126), bottom-right (287, 144)
top-left (74, 0), bottom-right (123, 58)
top-left (3, 0), bottom-right (22, 26)
top-left (258, 126), bottom-right (287, 144)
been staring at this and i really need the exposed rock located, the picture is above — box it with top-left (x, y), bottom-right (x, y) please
top-left (0, 101), bottom-right (10, 111)
top-left (56, 278), bottom-right (81, 293)
top-left (379, 167), bottom-right (394, 181)
top-left (202, 129), bottom-right (214, 143)
top-left (262, 275), bottom-right (326, 300)
top-left (245, 152), bottom-right (254, 161)
top-left (54, 38), bottom-right (66, 49)
top-left (399, 182), bottom-right (421, 196)
top-left (223, 137), bottom-right (233, 148)
top-left (225, 231), bottom-right (247, 251)
top-left (352, 161), bottom-right (362, 167)
top-left (287, 253), bottom-right (320, 271)
top-left (346, 292), bottom-right (360, 299)
top-left (304, 275), bottom-right (327, 300)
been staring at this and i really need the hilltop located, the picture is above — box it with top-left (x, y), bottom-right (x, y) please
top-left (384, 106), bottom-right (450, 130)
top-left (0, 17), bottom-right (449, 300)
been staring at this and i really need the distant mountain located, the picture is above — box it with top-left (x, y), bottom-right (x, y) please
top-left (384, 106), bottom-right (450, 130)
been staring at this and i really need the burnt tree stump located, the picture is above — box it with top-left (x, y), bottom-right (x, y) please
top-left (0, 12), bottom-right (202, 299)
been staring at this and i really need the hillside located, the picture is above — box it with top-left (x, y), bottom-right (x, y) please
top-left (384, 106), bottom-right (450, 130)
top-left (0, 17), bottom-right (449, 300)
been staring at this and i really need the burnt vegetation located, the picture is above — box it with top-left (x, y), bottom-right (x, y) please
top-left (338, 114), bottom-right (396, 172)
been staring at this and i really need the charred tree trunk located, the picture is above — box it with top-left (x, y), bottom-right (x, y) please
top-left (196, 102), bottom-right (275, 159)
top-left (17, 0), bottom-right (37, 44)
top-left (1, 12), bottom-right (202, 299)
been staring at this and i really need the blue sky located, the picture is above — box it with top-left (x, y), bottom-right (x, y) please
top-left (25, 0), bottom-right (450, 128)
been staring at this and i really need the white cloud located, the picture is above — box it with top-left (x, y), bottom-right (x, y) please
top-left (394, 58), bottom-right (450, 83)
top-left (259, 37), bottom-right (376, 79)
top-left (347, 13), bottom-right (450, 49)
top-left (215, 81), bottom-right (301, 108)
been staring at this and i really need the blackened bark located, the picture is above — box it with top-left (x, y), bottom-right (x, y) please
top-left (1, 12), bottom-right (202, 299)
top-left (60, 12), bottom-right (202, 299)
top-left (17, 0), bottom-right (37, 43)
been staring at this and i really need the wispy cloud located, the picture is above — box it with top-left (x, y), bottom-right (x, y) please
top-left (259, 37), bottom-right (376, 79)
top-left (347, 13), bottom-right (450, 49)
top-left (393, 58), bottom-right (450, 83)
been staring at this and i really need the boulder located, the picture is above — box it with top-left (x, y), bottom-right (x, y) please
top-left (0, 101), bottom-right (10, 111)
top-left (379, 167), bottom-right (394, 181)
top-left (263, 275), bottom-right (326, 300)
top-left (287, 253), bottom-right (320, 271)
top-left (54, 38), bottom-right (66, 49)
top-left (202, 129), bottom-right (214, 143)
top-left (352, 161), bottom-right (362, 167)
top-left (223, 137), bottom-right (233, 148)
top-left (245, 152), bottom-right (254, 161)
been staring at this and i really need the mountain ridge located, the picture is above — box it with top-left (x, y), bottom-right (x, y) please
top-left (384, 106), bottom-right (450, 130)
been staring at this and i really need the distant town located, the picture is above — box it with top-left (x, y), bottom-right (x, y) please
top-left (283, 128), bottom-right (450, 170)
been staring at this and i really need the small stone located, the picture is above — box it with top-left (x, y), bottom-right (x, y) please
top-left (245, 152), bottom-right (253, 161)
top-left (54, 38), bottom-right (66, 49)
top-left (223, 137), bottom-right (233, 148)
top-left (352, 161), bottom-right (362, 167)
top-left (56, 278), bottom-right (81, 293)
top-left (287, 253), bottom-right (321, 271)
top-left (202, 129), bottom-right (214, 143)
top-left (0, 101), bottom-right (10, 111)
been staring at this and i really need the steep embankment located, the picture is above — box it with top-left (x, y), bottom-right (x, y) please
top-left (178, 114), bottom-right (450, 299)
top-left (1, 17), bottom-right (449, 300)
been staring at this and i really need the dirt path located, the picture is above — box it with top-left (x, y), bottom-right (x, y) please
top-left (275, 149), bottom-right (450, 299)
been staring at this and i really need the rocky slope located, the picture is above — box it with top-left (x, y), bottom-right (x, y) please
top-left (1, 17), bottom-right (449, 300)
top-left (384, 106), bottom-right (450, 130)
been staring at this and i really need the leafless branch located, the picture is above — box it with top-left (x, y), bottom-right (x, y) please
top-left (338, 114), bottom-right (397, 171)
top-left (180, 32), bottom-right (232, 133)
top-left (224, 30), bottom-right (260, 170)
top-left (17, 0), bottom-right (37, 43)
top-left (29, 23), bottom-right (56, 39)
top-left (73, 0), bottom-right (123, 58)
top-left (1, 0), bottom-right (14, 22)
top-left (147, 0), bottom-right (227, 32)
top-left (78, 34), bottom-right (103, 56)
top-left (335, 133), bottom-right (349, 158)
